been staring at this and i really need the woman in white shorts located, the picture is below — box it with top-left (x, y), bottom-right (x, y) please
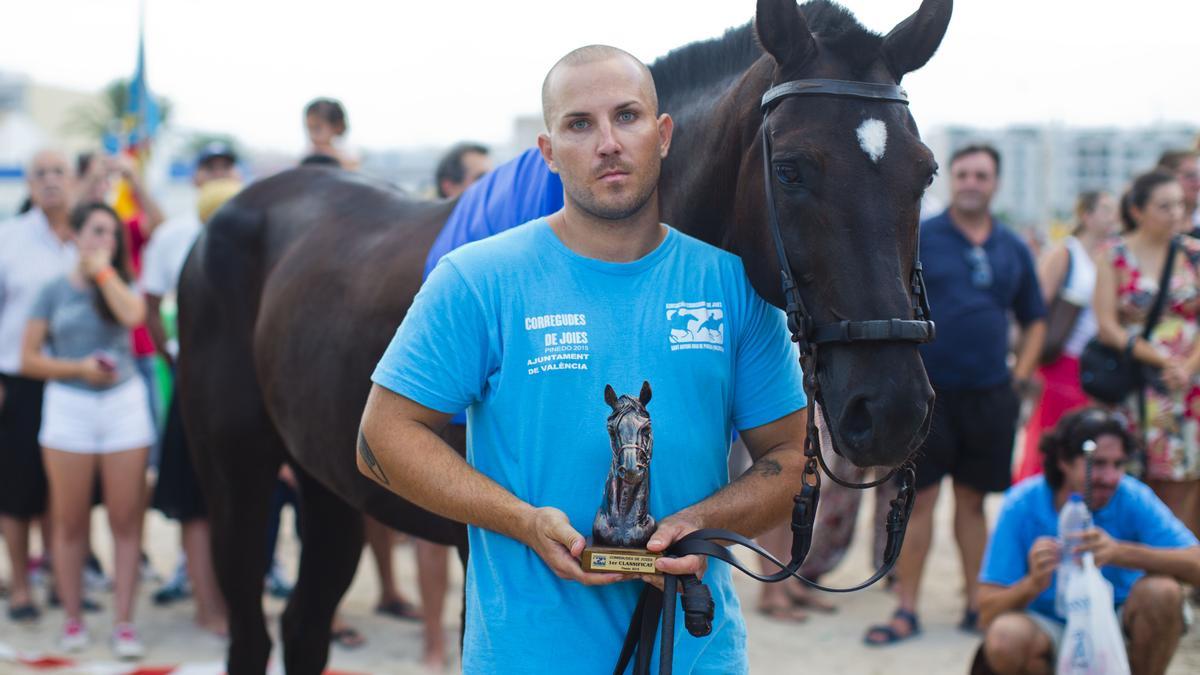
top-left (20, 201), bottom-right (153, 659)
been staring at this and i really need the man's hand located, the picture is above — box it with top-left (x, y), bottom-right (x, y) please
top-left (1075, 528), bottom-right (1123, 567)
top-left (641, 514), bottom-right (707, 591)
top-left (522, 506), bottom-right (625, 587)
top-left (1027, 536), bottom-right (1060, 593)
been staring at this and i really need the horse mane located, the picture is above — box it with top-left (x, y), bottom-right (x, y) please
top-left (649, 0), bottom-right (884, 103)
top-left (609, 395), bottom-right (647, 423)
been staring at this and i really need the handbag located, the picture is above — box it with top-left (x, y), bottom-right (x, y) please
top-left (1055, 554), bottom-right (1131, 675)
top-left (1040, 246), bottom-right (1083, 365)
top-left (1079, 238), bottom-right (1177, 404)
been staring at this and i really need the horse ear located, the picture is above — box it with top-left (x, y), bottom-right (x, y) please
top-left (604, 384), bottom-right (618, 408)
top-left (639, 381), bottom-right (652, 406)
top-left (754, 0), bottom-right (815, 73)
top-left (882, 0), bottom-right (953, 80)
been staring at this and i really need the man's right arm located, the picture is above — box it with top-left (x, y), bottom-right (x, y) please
top-left (979, 536), bottom-right (1060, 629)
top-left (357, 384), bottom-right (623, 586)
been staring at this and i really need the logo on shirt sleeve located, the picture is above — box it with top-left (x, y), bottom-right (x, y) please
top-left (666, 301), bottom-right (724, 352)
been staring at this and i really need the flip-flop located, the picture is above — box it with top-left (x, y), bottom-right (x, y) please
top-left (863, 609), bottom-right (921, 646)
top-left (756, 602), bottom-right (809, 623)
top-left (375, 599), bottom-right (421, 621)
top-left (331, 626), bottom-right (366, 649)
top-left (959, 608), bottom-right (980, 634)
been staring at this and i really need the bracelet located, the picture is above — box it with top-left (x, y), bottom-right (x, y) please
top-left (93, 267), bottom-right (117, 286)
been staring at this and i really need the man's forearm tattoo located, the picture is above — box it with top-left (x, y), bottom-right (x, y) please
top-left (358, 428), bottom-right (389, 485)
top-left (748, 457), bottom-right (783, 478)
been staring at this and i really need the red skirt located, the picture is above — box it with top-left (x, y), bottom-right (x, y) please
top-left (1014, 355), bottom-right (1089, 483)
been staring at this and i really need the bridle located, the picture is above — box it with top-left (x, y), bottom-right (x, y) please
top-left (609, 405), bottom-right (651, 477)
top-left (614, 78), bottom-right (937, 675)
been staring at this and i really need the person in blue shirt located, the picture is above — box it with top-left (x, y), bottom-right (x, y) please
top-left (977, 408), bottom-right (1200, 675)
top-left (868, 144), bottom-right (1048, 645)
top-left (357, 45), bottom-right (808, 674)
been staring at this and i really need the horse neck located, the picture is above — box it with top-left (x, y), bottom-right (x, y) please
top-left (659, 59), bottom-right (772, 252)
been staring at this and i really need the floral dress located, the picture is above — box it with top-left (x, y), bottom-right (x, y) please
top-left (1109, 237), bottom-right (1200, 481)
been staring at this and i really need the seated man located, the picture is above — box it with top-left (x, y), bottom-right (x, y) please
top-left (977, 408), bottom-right (1200, 675)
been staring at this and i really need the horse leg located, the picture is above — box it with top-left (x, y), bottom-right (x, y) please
top-left (281, 465), bottom-right (365, 675)
top-left (197, 430), bottom-right (281, 675)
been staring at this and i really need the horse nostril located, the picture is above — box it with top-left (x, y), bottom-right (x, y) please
top-left (617, 466), bottom-right (627, 479)
top-left (839, 395), bottom-right (873, 444)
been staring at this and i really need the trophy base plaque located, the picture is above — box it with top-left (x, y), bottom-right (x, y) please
top-left (581, 544), bottom-right (662, 575)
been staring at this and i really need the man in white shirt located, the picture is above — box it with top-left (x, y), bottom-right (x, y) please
top-left (0, 149), bottom-right (78, 621)
top-left (141, 142), bottom-right (241, 356)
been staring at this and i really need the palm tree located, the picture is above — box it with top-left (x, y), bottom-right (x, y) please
top-left (62, 78), bottom-right (172, 145)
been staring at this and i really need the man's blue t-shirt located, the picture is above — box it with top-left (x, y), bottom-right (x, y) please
top-left (424, 148), bottom-right (565, 425)
top-left (373, 218), bottom-right (807, 674)
top-left (918, 210), bottom-right (1045, 389)
top-left (979, 475), bottom-right (1199, 623)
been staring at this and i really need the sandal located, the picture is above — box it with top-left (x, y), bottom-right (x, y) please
top-left (375, 599), bottom-right (421, 621)
top-left (331, 626), bottom-right (366, 649)
top-left (863, 609), bottom-right (921, 646)
top-left (959, 608), bottom-right (980, 634)
top-left (7, 603), bottom-right (40, 623)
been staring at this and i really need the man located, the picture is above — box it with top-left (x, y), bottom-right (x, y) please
top-left (358, 45), bottom-right (808, 673)
top-left (141, 141), bottom-right (241, 362)
top-left (866, 144), bottom-right (1047, 644)
top-left (406, 140), bottom-right (497, 669)
top-left (1157, 149), bottom-right (1200, 235)
top-left (977, 408), bottom-right (1200, 675)
top-left (140, 143), bottom-right (242, 628)
top-left (0, 150), bottom-right (78, 621)
top-left (434, 142), bottom-right (491, 199)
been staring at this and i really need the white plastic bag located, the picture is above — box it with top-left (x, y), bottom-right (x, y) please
top-left (1056, 554), bottom-right (1131, 675)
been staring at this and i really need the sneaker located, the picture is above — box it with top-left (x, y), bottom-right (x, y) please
top-left (152, 565), bottom-right (192, 606)
top-left (264, 563), bottom-right (293, 600)
top-left (83, 556), bottom-right (112, 593)
top-left (138, 552), bottom-right (161, 584)
top-left (111, 622), bottom-right (145, 660)
top-left (60, 618), bottom-right (89, 652)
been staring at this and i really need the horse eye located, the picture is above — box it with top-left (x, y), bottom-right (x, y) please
top-left (774, 162), bottom-right (802, 185)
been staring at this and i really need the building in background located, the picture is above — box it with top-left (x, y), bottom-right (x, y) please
top-left (927, 123), bottom-right (1200, 231)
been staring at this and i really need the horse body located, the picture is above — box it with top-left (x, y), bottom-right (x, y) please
top-left (178, 1), bottom-right (951, 672)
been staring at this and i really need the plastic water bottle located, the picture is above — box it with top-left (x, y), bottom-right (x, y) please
top-left (1055, 493), bottom-right (1092, 617)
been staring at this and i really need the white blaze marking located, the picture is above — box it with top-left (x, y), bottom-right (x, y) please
top-left (856, 118), bottom-right (887, 164)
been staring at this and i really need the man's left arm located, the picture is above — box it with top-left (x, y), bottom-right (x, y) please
top-left (646, 408), bottom-right (809, 578)
top-left (1079, 530), bottom-right (1200, 585)
top-left (1012, 241), bottom-right (1047, 387)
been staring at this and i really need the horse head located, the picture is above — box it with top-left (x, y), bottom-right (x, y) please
top-left (604, 382), bottom-right (653, 484)
top-left (734, 0), bottom-right (951, 469)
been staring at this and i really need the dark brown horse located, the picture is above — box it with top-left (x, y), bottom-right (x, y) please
top-left (177, 1), bottom-right (950, 672)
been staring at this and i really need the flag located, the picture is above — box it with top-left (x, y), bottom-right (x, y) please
top-left (113, 4), bottom-right (159, 222)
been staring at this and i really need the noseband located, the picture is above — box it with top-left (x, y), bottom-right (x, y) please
top-left (614, 79), bottom-right (937, 675)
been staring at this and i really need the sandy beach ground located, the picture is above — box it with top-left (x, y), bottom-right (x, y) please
top-left (2, 484), bottom-right (1197, 674)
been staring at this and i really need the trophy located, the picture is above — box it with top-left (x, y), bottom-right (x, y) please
top-left (581, 381), bottom-right (662, 575)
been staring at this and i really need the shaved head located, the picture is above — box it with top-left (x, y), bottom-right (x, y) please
top-left (541, 45), bottom-right (658, 129)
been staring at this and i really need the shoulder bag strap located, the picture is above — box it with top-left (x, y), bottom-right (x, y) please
top-left (1142, 238), bottom-right (1179, 340)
